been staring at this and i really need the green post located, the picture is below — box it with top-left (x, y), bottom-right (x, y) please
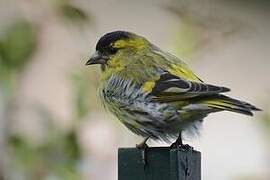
top-left (118, 147), bottom-right (201, 180)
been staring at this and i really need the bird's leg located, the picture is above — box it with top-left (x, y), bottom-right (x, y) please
top-left (170, 132), bottom-right (192, 150)
top-left (136, 137), bottom-right (149, 149)
top-left (170, 132), bottom-right (183, 148)
top-left (136, 137), bottom-right (149, 166)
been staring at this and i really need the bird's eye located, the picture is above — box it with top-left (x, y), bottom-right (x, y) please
top-left (108, 46), bottom-right (118, 55)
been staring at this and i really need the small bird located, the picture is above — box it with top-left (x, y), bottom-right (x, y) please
top-left (86, 31), bottom-right (260, 149)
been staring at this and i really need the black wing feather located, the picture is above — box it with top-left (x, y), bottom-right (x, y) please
top-left (151, 72), bottom-right (230, 101)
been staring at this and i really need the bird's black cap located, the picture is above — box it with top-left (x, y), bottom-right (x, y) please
top-left (95, 31), bottom-right (131, 52)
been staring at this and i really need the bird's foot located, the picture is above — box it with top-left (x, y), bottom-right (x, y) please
top-left (136, 138), bottom-right (149, 167)
top-left (170, 143), bottom-right (193, 150)
top-left (136, 137), bottom-right (149, 149)
top-left (136, 141), bottom-right (148, 149)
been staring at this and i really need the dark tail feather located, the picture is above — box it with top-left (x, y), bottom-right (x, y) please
top-left (203, 95), bottom-right (261, 116)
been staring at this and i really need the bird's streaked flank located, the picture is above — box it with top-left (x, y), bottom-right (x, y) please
top-left (86, 31), bottom-right (260, 148)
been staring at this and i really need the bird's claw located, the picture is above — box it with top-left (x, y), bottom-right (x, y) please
top-left (170, 143), bottom-right (193, 150)
top-left (136, 140), bottom-right (149, 167)
top-left (136, 142), bottom-right (148, 149)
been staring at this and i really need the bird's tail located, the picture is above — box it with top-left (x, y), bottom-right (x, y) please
top-left (201, 95), bottom-right (261, 116)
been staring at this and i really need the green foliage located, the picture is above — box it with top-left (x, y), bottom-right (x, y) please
top-left (0, 2), bottom-right (92, 180)
top-left (0, 19), bottom-right (36, 94)
top-left (62, 131), bottom-right (81, 162)
top-left (0, 58), bottom-right (14, 93)
top-left (57, 1), bottom-right (91, 25)
top-left (0, 20), bottom-right (36, 71)
top-left (7, 105), bottom-right (82, 180)
top-left (8, 130), bottom-right (82, 180)
top-left (71, 71), bottom-right (93, 120)
top-left (8, 136), bottom-right (39, 169)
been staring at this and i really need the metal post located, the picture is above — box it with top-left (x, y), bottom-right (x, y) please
top-left (118, 147), bottom-right (201, 180)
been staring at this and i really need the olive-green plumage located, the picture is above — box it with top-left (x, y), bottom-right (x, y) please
top-left (86, 31), bottom-right (260, 143)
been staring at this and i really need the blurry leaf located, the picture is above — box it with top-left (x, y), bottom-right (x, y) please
top-left (71, 72), bottom-right (92, 119)
top-left (0, 58), bottom-right (14, 93)
top-left (8, 105), bottom-right (82, 179)
top-left (9, 135), bottom-right (23, 147)
top-left (59, 3), bottom-right (90, 24)
top-left (8, 135), bottom-right (39, 169)
top-left (63, 131), bottom-right (80, 161)
top-left (54, 165), bottom-right (81, 180)
top-left (8, 129), bottom-right (82, 179)
top-left (40, 130), bottom-right (81, 179)
top-left (0, 20), bottom-right (36, 71)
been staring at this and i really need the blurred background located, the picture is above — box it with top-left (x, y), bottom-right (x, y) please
top-left (0, 0), bottom-right (269, 179)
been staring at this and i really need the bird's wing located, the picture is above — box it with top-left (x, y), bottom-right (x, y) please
top-left (147, 72), bottom-right (230, 102)
top-left (152, 48), bottom-right (203, 82)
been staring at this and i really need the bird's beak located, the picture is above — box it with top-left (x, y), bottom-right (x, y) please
top-left (85, 51), bottom-right (108, 65)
